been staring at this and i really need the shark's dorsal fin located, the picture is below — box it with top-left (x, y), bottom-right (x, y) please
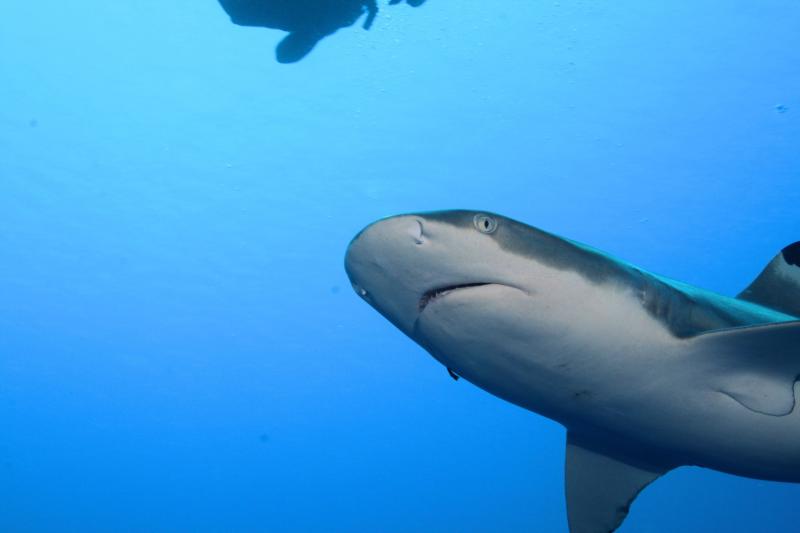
top-left (565, 433), bottom-right (672, 533)
top-left (688, 320), bottom-right (800, 416)
top-left (738, 242), bottom-right (800, 317)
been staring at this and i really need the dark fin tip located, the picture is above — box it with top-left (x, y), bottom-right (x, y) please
top-left (447, 368), bottom-right (460, 381)
top-left (782, 242), bottom-right (800, 267)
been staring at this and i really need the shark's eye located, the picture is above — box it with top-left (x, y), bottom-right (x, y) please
top-left (473, 214), bottom-right (497, 234)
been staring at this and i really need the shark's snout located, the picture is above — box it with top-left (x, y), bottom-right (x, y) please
top-left (345, 215), bottom-right (432, 333)
top-left (345, 215), bottom-right (423, 278)
top-left (346, 213), bottom-right (427, 259)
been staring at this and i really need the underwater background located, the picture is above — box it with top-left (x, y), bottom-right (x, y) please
top-left (1, 1), bottom-right (799, 531)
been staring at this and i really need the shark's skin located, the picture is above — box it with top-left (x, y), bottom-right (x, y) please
top-left (344, 210), bottom-right (800, 533)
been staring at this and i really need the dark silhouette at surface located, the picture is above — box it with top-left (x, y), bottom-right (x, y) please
top-left (219, 0), bottom-right (427, 63)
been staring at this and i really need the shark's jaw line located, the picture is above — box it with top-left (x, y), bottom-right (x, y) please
top-left (418, 282), bottom-right (493, 312)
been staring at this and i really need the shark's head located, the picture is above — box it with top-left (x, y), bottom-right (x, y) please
top-left (345, 211), bottom-right (532, 335)
top-left (344, 210), bottom-right (590, 405)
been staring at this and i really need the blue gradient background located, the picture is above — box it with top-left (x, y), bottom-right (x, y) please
top-left (1, 1), bottom-right (799, 531)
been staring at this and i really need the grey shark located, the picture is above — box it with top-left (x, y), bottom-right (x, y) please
top-left (344, 210), bottom-right (800, 533)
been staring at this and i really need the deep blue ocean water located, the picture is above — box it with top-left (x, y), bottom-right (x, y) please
top-left (1, 1), bottom-right (799, 531)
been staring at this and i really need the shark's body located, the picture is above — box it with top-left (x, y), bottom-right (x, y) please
top-left (344, 210), bottom-right (800, 533)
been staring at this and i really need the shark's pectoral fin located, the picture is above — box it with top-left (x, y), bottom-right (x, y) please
top-left (689, 320), bottom-right (800, 417)
top-left (565, 433), bottom-right (672, 533)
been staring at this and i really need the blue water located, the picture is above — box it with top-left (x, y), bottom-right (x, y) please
top-left (1, 1), bottom-right (799, 531)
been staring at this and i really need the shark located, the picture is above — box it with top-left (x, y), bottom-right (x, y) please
top-left (344, 210), bottom-right (800, 533)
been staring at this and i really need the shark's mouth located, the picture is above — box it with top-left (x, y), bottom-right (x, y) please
top-left (418, 283), bottom-right (492, 312)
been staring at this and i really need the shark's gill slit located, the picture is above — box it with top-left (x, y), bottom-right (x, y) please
top-left (419, 282), bottom-right (491, 311)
